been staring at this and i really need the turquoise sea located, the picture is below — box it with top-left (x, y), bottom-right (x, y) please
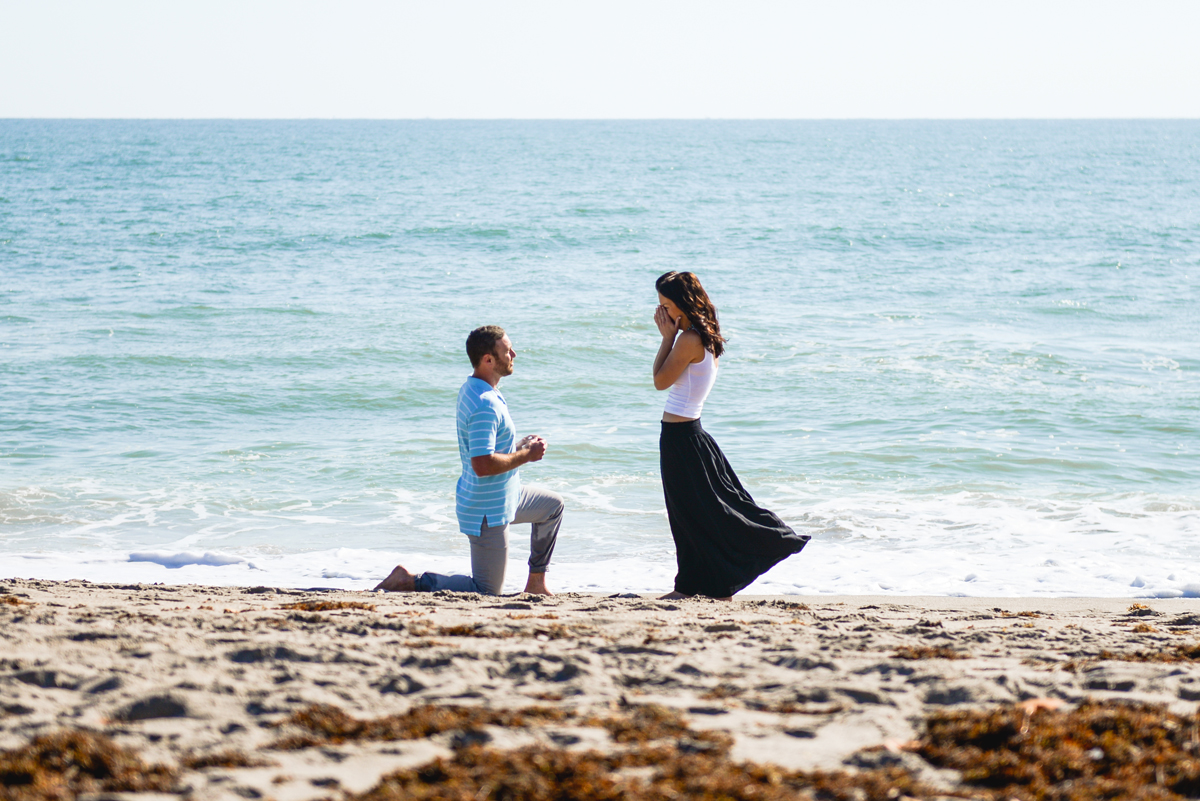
top-left (2, 120), bottom-right (1197, 595)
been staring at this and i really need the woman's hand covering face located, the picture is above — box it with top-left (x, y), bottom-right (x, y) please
top-left (654, 304), bottom-right (683, 338)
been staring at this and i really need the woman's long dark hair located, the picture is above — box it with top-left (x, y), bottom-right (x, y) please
top-left (656, 271), bottom-right (726, 359)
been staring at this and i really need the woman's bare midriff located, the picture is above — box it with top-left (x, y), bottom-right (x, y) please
top-left (662, 412), bottom-right (696, 423)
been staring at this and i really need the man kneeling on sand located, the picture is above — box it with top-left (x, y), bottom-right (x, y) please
top-left (376, 325), bottom-right (564, 596)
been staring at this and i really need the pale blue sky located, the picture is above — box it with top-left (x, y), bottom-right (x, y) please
top-left (3, 0), bottom-right (1198, 118)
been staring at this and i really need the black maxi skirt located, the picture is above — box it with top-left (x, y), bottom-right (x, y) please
top-left (660, 419), bottom-right (809, 597)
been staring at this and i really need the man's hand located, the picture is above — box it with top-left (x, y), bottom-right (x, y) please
top-left (523, 436), bottom-right (547, 463)
top-left (471, 436), bottom-right (547, 476)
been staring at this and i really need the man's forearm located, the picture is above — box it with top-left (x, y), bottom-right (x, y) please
top-left (471, 449), bottom-right (528, 477)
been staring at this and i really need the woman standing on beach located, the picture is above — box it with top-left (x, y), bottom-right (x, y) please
top-left (652, 271), bottom-right (809, 599)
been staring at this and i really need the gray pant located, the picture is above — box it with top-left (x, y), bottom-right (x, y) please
top-left (414, 484), bottom-right (563, 595)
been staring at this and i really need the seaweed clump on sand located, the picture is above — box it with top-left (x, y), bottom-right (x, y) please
top-left (0, 730), bottom-right (176, 801)
top-left (347, 744), bottom-right (929, 801)
top-left (341, 704), bottom-right (935, 801)
top-left (272, 704), bottom-right (572, 750)
top-left (586, 704), bottom-right (731, 752)
top-left (1095, 643), bottom-right (1200, 664)
top-left (918, 699), bottom-right (1200, 800)
top-left (181, 749), bottom-right (277, 770)
top-left (426, 623), bottom-right (517, 639)
top-left (278, 600), bottom-right (376, 613)
top-left (274, 703), bottom-right (937, 800)
top-left (892, 645), bottom-right (967, 660)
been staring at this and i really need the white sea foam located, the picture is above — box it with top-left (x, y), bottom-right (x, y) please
top-left (4, 481), bottom-right (1199, 597)
top-left (5, 489), bottom-right (1199, 598)
top-left (3, 546), bottom-right (1196, 598)
top-left (128, 551), bottom-right (247, 569)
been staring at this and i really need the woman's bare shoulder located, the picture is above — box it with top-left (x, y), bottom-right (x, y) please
top-left (677, 329), bottom-right (705, 360)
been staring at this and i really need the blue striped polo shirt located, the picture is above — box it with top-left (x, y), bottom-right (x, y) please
top-left (455, 376), bottom-right (521, 536)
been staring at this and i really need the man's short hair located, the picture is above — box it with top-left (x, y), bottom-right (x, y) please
top-left (466, 325), bottom-right (506, 367)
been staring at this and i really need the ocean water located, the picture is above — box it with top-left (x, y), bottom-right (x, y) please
top-left (2, 120), bottom-right (1198, 597)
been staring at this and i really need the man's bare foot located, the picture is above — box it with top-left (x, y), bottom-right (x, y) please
top-left (523, 572), bottom-right (552, 595)
top-left (374, 565), bottom-right (416, 592)
top-left (658, 590), bottom-right (692, 600)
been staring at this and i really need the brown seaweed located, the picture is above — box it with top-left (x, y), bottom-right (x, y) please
top-left (0, 730), bottom-right (176, 801)
top-left (348, 743), bottom-right (931, 801)
top-left (181, 749), bottom-right (277, 770)
top-left (919, 698), bottom-right (1200, 800)
top-left (278, 600), bottom-right (376, 612)
top-left (271, 703), bottom-right (571, 750)
top-left (892, 645), bottom-right (968, 660)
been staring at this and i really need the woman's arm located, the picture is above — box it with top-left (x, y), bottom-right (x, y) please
top-left (652, 335), bottom-right (675, 385)
top-left (652, 306), bottom-right (704, 390)
top-left (652, 304), bottom-right (678, 380)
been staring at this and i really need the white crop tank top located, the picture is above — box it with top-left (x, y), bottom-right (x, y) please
top-left (664, 350), bottom-right (717, 418)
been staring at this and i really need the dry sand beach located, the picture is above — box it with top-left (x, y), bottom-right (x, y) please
top-left (5, 579), bottom-right (1200, 800)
